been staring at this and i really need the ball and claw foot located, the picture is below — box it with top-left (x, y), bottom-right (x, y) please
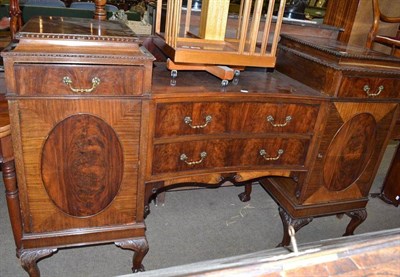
top-left (238, 191), bottom-right (251, 202)
top-left (132, 264), bottom-right (145, 273)
top-left (238, 183), bottom-right (252, 202)
top-left (115, 238), bottom-right (149, 274)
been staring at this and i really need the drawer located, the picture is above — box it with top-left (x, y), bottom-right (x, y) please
top-left (154, 102), bottom-right (319, 138)
top-left (152, 138), bottom-right (309, 174)
top-left (14, 64), bottom-right (144, 96)
top-left (338, 75), bottom-right (399, 99)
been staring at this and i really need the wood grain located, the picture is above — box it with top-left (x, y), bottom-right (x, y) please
top-left (41, 114), bottom-right (124, 217)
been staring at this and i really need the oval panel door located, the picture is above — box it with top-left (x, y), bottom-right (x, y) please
top-left (41, 114), bottom-right (124, 217)
top-left (323, 113), bottom-right (377, 191)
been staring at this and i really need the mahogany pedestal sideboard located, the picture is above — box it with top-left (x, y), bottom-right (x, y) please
top-left (2, 17), bottom-right (400, 276)
top-left (1, 17), bottom-right (154, 276)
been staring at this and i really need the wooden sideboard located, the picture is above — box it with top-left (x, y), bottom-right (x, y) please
top-left (1, 16), bottom-right (400, 276)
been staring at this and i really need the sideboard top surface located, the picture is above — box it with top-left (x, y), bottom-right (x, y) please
top-left (279, 34), bottom-right (400, 70)
top-left (151, 63), bottom-right (326, 101)
top-left (16, 16), bottom-right (138, 42)
top-left (1, 16), bottom-right (155, 62)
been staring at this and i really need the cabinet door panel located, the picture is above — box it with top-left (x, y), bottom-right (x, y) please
top-left (299, 102), bottom-right (398, 204)
top-left (12, 99), bottom-right (141, 233)
top-left (41, 114), bottom-right (124, 217)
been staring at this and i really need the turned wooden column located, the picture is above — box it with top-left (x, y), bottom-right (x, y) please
top-left (9, 0), bottom-right (22, 40)
top-left (94, 0), bottom-right (107, 20)
top-left (0, 101), bottom-right (22, 252)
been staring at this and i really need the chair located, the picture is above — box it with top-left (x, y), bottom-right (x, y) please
top-left (69, 1), bottom-right (96, 10)
top-left (366, 0), bottom-right (400, 56)
top-left (8, 0), bottom-right (109, 38)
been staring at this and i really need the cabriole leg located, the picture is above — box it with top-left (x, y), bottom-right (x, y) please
top-left (343, 209), bottom-right (367, 236)
top-left (115, 238), bottom-right (149, 273)
top-left (238, 183), bottom-right (252, 202)
top-left (277, 207), bottom-right (313, 247)
top-left (19, 248), bottom-right (57, 277)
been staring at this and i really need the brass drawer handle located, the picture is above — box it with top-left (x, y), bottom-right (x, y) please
top-left (266, 115), bottom-right (292, 127)
top-left (259, 149), bottom-right (284, 161)
top-left (363, 85), bottom-right (384, 97)
top-left (63, 76), bottom-right (101, 93)
top-left (180, 151), bottom-right (207, 165)
top-left (184, 115), bottom-right (212, 129)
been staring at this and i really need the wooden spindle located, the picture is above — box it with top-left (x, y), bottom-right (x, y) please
top-left (271, 0), bottom-right (286, 57)
top-left (94, 0), bottom-right (107, 20)
top-left (9, 0), bottom-right (22, 40)
top-left (248, 0), bottom-right (263, 54)
top-left (238, 0), bottom-right (252, 54)
top-left (261, 0), bottom-right (275, 55)
top-left (185, 0), bottom-right (193, 35)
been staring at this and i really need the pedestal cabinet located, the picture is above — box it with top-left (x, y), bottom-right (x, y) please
top-left (1, 16), bottom-right (153, 276)
top-left (267, 34), bottom-right (400, 245)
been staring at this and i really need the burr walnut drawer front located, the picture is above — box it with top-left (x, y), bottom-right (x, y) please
top-left (14, 64), bottom-right (144, 96)
top-left (154, 102), bottom-right (320, 138)
top-left (151, 138), bottom-right (310, 174)
top-left (338, 75), bottom-right (399, 99)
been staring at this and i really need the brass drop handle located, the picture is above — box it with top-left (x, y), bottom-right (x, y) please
top-left (63, 76), bottom-right (101, 93)
top-left (363, 84), bottom-right (384, 97)
top-left (266, 115), bottom-right (292, 127)
top-left (180, 151), bottom-right (207, 165)
top-left (259, 149), bottom-right (284, 161)
top-left (184, 115), bottom-right (212, 129)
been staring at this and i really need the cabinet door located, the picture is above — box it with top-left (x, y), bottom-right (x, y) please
top-left (298, 102), bottom-right (398, 204)
top-left (10, 99), bottom-right (141, 233)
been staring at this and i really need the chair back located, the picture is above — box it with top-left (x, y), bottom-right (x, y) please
top-left (366, 0), bottom-right (400, 56)
top-left (22, 0), bottom-right (66, 7)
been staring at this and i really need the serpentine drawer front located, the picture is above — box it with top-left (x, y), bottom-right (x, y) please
top-left (14, 64), bottom-right (145, 96)
top-left (338, 74), bottom-right (399, 99)
top-left (152, 137), bottom-right (310, 174)
top-left (154, 102), bottom-right (320, 138)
